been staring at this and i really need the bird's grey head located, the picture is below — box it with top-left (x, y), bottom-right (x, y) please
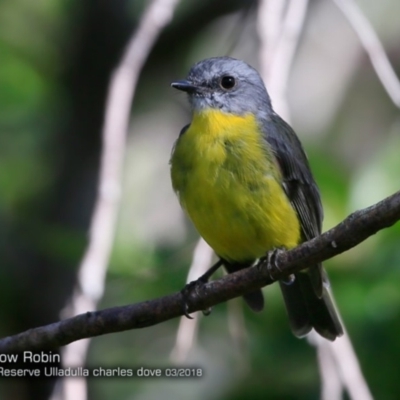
top-left (171, 57), bottom-right (272, 119)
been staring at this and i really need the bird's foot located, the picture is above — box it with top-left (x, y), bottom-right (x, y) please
top-left (258, 248), bottom-right (294, 284)
top-left (180, 259), bottom-right (224, 318)
top-left (180, 276), bottom-right (212, 319)
top-left (180, 259), bottom-right (225, 318)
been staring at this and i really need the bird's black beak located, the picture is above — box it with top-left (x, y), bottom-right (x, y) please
top-left (171, 80), bottom-right (199, 94)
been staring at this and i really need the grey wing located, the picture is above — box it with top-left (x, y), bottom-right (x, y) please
top-left (263, 112), bottom-right (324, 295)
top-left (263, 113), bottom-right (323, 238)
top-left (179, 123), bottom-right (190, 137)
top-left (169, 123), bottom-right (190, 164)
top-left (262, 113), bottom-right (343, 339)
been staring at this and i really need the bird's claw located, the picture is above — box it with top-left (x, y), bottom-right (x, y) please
top-left (181, 280), bottom-right (197, 319)
top-left (182, 299), bottom-right (193, 319)
top-left (180, 278), bottom-right (212, 319)
top-left (257, 248), bottom-right (288, 281)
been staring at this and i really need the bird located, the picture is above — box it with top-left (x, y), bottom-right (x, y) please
top-left (169, 56), bottom-right (343, 341)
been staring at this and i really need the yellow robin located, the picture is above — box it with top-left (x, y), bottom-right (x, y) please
top-left (170, 57), bottom-right (343, 341)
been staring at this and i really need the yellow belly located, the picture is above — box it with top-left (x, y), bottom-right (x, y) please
top-left (170, 109), bottom-right (300, 262)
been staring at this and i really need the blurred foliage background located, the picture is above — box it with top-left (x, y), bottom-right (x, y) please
top-left (0, 0), bottom-right (399, 399)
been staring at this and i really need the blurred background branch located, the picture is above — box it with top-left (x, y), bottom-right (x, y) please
top-left (258, 0), bottom-right (309, 120)
top-left (53, 1), bottom-right (180, 400)
top-left (170, 238), bottom-right (213, 363)
top-left (333, 0), bottom-right (400, 108)
top-left (313, 329), bottom-right (374, 400)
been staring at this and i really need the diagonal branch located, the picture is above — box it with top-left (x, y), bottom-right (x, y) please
top-left (1, 190), bottom-right (399, 353)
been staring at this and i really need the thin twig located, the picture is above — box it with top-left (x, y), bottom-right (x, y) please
top-left (227, 297), bottom-right (249, 371)
top-left (170, 239), bottom-right (213, 362)
top-left (1, 190), bottom-right (399, 353)
top-left (315, 294), bottom-right (374, 400)
top-left (53, 0), bottom-right (181, 399)
top-left (333, 0), bottom-right (400, 107)
top-left (328, 331), bottom-right (374, 400)
top-left (258, 0), bottom-right (309, 120)
top-left (310, 332), bottom-right (343, 400)
top-left (257, 0), bottom-right (286, 71)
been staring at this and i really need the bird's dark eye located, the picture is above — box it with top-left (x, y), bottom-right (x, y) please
top-left (220, 75), bottom-right (236, 90)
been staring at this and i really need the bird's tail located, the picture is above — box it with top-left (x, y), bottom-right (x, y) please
top-left (279, 266), bottom-right (343, 341)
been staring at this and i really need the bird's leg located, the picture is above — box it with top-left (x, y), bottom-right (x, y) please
top-left (259, 248), bottom-right (295, 284)
top-left (181, 259), bottom-right (224, 319)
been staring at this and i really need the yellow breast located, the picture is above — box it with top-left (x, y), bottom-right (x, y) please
top-left (170, 109), bottom-right (300, 262)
